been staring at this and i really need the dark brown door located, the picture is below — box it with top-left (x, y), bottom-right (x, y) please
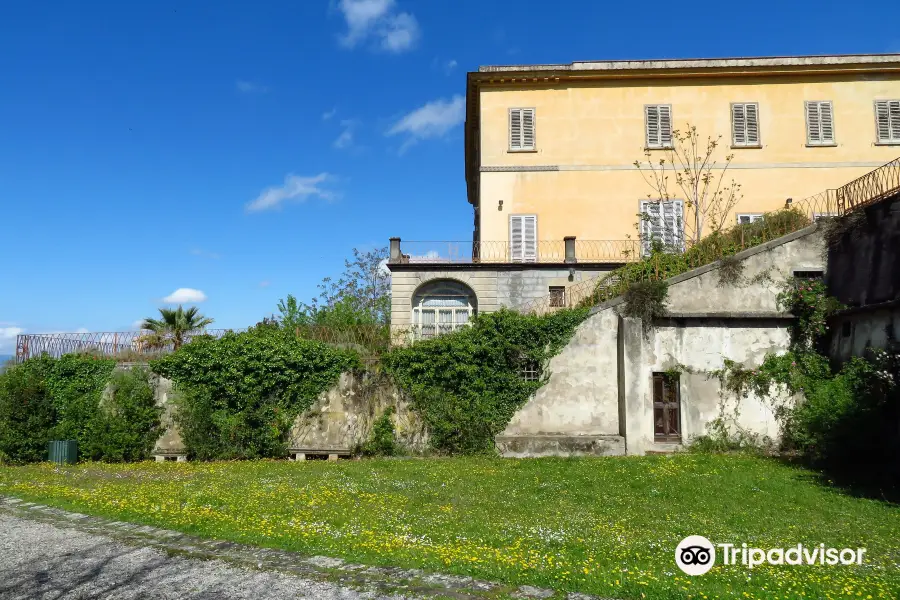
top-left (653, 373), bottom-right (681, 442)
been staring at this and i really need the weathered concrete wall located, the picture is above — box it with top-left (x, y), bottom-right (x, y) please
top-left (497, 308), bottom-right (624, 457)
top-left (829, 306), bottom-right (900, 365)
top-left (289, 372), bottom-right (427, 453)
top-left (149, 371), bottom-right (427, 458)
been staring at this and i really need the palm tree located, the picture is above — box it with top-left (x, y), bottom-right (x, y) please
top-left (139, 305), bottom-right (214, 350)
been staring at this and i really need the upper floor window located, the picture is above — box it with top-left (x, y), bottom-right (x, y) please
top-left (875, 100), bottom-right (900, 144)
top-left (639, 199), bottom-right (684, 256)
top-left (509, 108), bottom-right (535, 151)
top-left (645, 105), bottom-right (673, 149)
top-left (737, 213), bottom-right (764, 224)
top-left (731, 103), bottom-right (760, 147)
top-left (509, 214), bottom-right (537, 262)
top-left (805, 101), bottom-right (835, 146)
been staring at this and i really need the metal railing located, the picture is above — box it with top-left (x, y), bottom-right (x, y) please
top-left (392, 239), bottom-right (638, 264)
top-left (15, 324), bottom-right (391, 363)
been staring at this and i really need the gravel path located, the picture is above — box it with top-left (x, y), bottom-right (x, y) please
top-left (0, 513), bottom-right (401, 600)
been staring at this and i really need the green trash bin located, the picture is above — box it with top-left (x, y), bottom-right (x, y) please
top-left (48, 440), bottom-right (78, 464)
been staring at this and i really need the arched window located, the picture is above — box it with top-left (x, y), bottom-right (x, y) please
top-left (412, 280), bottom-right (477, 339)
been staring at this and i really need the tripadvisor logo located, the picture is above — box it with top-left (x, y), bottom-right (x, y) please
top-left (675, 536), bottom-right (867, 576)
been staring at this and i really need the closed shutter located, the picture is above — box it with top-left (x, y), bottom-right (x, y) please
top-left (732, 103), bottom-right (760, 146)
top-left (806, 101), bottom-right (834, 145)
top-left (509, 108), bottom-right (535, 150)
top-left (645, 105), bottom-right (672, 148)
top-left (509, 215), bottom-right (537, 262)
top-left (640, 200), bottom-right (684, 255)
top-left (875, 100), bottom-right (900, 143)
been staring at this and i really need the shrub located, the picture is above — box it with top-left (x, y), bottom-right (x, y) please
top-left (384, 308), bottom-right (587, 454)
top-left (82, 367), bottom-right (163, 462)
top-left (621, 279), bottom-right (669, 326)
top-left (46, 353), bottom-right (116, 444)
top-left (151, 327), bottom-right (358, 460)
top-left (0, 357), bottom-right (56, 464)
top-left (360, 406), bottom-right (397, 457)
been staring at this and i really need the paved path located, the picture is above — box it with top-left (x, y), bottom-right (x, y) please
top-left (0, 513), bottom-right (400, 600)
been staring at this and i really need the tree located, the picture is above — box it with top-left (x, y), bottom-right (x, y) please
top-left (140, 305), bottom-right (213, 350)
top-left (275, 246), bottom-right (391, 328)
top-left (634, 124), bottom-right (743, 245)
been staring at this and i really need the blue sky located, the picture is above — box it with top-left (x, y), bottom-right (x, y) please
top-left (1, 0), bottom-right (898, 351)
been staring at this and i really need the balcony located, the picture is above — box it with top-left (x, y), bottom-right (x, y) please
top-left (388, 238), bottom-right (639, 265)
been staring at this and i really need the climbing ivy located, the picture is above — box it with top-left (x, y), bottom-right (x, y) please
top-left (384, 308), bottom-right (588, 455)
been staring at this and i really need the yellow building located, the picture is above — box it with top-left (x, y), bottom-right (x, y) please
top-left (465, 54), bottom-right (900, 255)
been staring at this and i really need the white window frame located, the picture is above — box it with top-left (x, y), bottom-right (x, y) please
top-left (874, 99), bottom-right (900, 145)
top-left (508, 107), bottom-right (536, 151)
top-left (639, 199), bottom-right (684, 256)
top-left (509, 214), bottom-right (538, 262)
top-left (813, 212), bottom-right (839, 221)
top-left (737, 213), bottom-right (764, 225)
top-left (731, 102), bottom-right (761, 147)
top-left (411, 281), bottom-right (476, 341)
top-left (805, 101), bottom-right (835, 146)
top-left (644, 104), bottom-right (673, 149)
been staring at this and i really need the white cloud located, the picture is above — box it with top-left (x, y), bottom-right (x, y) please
top-left (336, 0), bottom-right (420, 53)
top-left (162, 288), bottom-right (207, 304)
top-left (333, 119), bottom-right (358, 149)
top-left (236, 80), bottom-right (269, 94)
top-left (322, 107), bottom-right (338, 120)
top-left (246, 173), bottom-right (334, 212)
top-left (259, 280), bottom-right (271, 288)
top-left (386, 95), bottom-right (465, 152)
top-left (444, 59), bottom-right (458, 74)
top-left (74, 327), bottom-right (90, 334)
top-left (0, 326), bottom-right (24, 353)
top-left (131, 319), bottom-right (146, 330)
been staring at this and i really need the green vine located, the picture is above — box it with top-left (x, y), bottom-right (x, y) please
top-left (775, 277), bottom-right (844, 352)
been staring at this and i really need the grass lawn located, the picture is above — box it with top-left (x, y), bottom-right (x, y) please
top-left (0, 455), bottom-right (897, 600)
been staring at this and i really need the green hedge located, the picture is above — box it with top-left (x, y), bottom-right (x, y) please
top-left (384, 308), bottom-right (588, 454)
top-left (151, 327), bottom-right (358, 460)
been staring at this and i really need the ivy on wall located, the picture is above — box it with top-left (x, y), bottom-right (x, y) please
top-left (151, 326), bottom-right (358, 460)
top-left (383, 308), bottom-right (589, 454)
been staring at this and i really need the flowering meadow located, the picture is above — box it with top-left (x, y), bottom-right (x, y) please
top-left (0, 454), bottom-right (897, 599)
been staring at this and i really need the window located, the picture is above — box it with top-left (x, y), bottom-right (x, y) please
top-left (645, 105), bottom-right (673, 148)
top-left (805, 101), bottom-right (835, 146)
top-left (731, 103), bottom-right (760, 147)
top-left (793, 270), bottom-right (824, 280)
top-left (509, 108), bottom-right (535, 151)
top-left (875, 100), bottom-right (900, 144)
top-left (653, 373), bottom-right (681, 442)
top-left (521, 361), bottom-right (540, 381)
top-left (814, 212), bottom-right (838, 221)
top-left (412, 280), bottom-right (476, 340)
top-left (737, 213), bottom-right (764, 225)
top-left (549, 286), bottom-right (566, 308)
top-left (509, 215), bottom-right (537, 262)
top-left (639, 200), bottom-right (684, 256)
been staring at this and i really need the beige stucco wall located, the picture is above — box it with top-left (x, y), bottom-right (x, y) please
top-left (478, 74), bottom-right (900, 244)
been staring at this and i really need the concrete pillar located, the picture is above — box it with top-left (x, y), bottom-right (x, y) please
top-left (564, 236), bottom-right (577, 264)
top-left (389, 237), bottom-right (401, 263)
top-left (154, 455), bottom-right (165, 463)
top-left (294, 453), bottom-right (306, 461)
top-left (176, 455), bottom-right (187, 462)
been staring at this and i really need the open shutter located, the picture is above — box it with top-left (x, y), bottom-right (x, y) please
top-left (663, 200), bottom-right (684, 251)
top-left (645, 106), bottom-right (660, 147)
top-left (522, 215), bottom-right (536, 261)
top-left (659, 105), bottom-right (672, 147)
top-left (640, 200), bottom-right (662, 256)
top-left (732, 104), bottom-right (746, 146)
top-left (745, 103), bottom-right (759, 145)
top-left (819, 102), bottom-right (834, 144)
top-left (509, 215), bottom-right (523, 261)
top-left (521, 109), bottom-right (535, 150)
top-left (891, 101), bottom-right (900, 142)
top-left (509, 109), bottom-right (523, 150)
top-left (806, 101), bottom-right (821, 144)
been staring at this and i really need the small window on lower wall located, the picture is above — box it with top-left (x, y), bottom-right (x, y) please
top-left (549, 286), bottom-right (566, 307)
top-left (653, 372), bottom-right (682, 442)
top-left (793, 270), bottom-right (824, 280)
top-left (737, 213), bottom-right (764, 225)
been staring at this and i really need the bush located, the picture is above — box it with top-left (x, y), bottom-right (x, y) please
top-left (46, 353), bottom-right (116, 444)
top-left (82, 367), bottom-right (163, 462)
top-left (384, 308), bottom-right (587, 454)
top-left (621, 279), bottom-right (669, 326)
top-left (0, 357), bottom-right (56, 464)
top-left (360, 406), bottom-right (397, 457)
top-left (151, 327), bottom-right (358, 460)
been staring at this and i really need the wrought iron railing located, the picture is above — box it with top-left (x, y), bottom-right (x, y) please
top-left (392, 240), bottom-right (638, 264)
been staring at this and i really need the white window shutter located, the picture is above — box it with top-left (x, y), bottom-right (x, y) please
top-left (509, 215), bottom-right (523, 261)
top-left (891, 101), bottom-right (900, 142)
top-left (522, 109), bottom-right (535, 149)
top-left (876, 100), bottom-right (900, 143)
top-left (509, 109), bottom-right (522, 150)
top-left (732, 104), bottom-right (746, 146)
top-left (745, 103), bottom-right (759, 145)
top-left (819, 102), bottom-right (834, 143)
top-left (645, 106), bottom-right (660, 147)
top-left (663, 200), bottom-right (684, 250)
top-left (658, 105), bottom-right (672, 147)
top-left (806, 102), bottom-right (821, 144)
top-left (522, 215), bottom-right (537, 261)
top-left (640, 200), bottom-right (683, 255)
